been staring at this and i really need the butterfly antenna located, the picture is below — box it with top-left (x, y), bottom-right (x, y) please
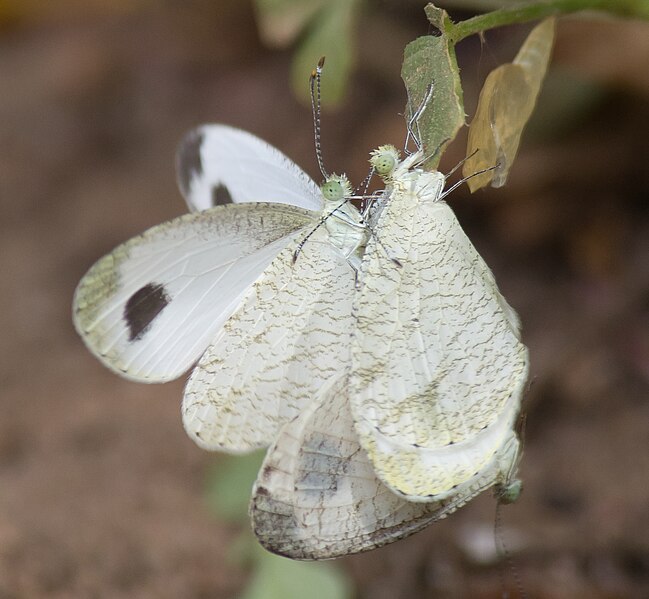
top-left (412, 135), bottom-right (451, 170)
top-left (444, 148), bottom-right (480, 180)
top-left (361, 190), bottom-right (383, 220)
top-left (293, 198), bottom-right (349, 264)
top-left (292, 226), bottom-right (317, 264)
top-left (403, 88), bottom-right (416, 155)
top-left (404, 82), bottom-right (434, 154)
top-left (355, 167), bottom-right (374, 195)
top-left (310, 56), bottom-right (329, 180)
top-left (364, 220), bottom-right (402, 268)
top-left (356, 167), bottom-right (375, 214)
top-left (438, 163), bottom-right (500, 201)
top-left (494, 502), bottom-right (528, 599)
top-left (294, 197), bottom-right (400, 269)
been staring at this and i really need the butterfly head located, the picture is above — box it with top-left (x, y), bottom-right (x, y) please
top-left (495, 478), bottom-right (523, 505)
top-left (370, 145), bottom-right (400, 180)
top-left (320, 174), bottom-right (352, 204)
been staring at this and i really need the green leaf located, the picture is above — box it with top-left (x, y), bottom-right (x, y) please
top-left (291, 0), bottom-right (358, 106)
top-left (401, 17), bottom-right (464, 169)
top-left (205, 451), bottom-right (266, 524)
top-left (424, 3), bottom-right (455, 32)
top-left (240, 553), bottom-right (353, 599)
top-left (424, 3), bottom-right (445, 29)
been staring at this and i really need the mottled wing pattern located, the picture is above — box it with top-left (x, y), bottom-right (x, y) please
top-left (351, 171), bottom-right (528, 500)
top-left (176, 124), bottom-right (322, 212)
top-left (73, 203), bottom-right (315, 382)
top-left (182, 225), bottom-right (357, 452)
top-left (250, 375), bottom-right (453, 560)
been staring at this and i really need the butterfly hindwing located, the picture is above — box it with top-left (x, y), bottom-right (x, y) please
top-left (251, 374), bottom-right (523, 558)
top-left (250, 375), bottom-right (452, 560)
top-left (176, 124), bottom-right (322, 212)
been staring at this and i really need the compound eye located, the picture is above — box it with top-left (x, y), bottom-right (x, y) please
top-left (321, 180), bottom-right (344, 201)
top-left (320, 175), bottom-right (351, 201)
top-left (374, 154), bottom-right (396, 176)
top-left (370, 145), bottom-right (399, 178)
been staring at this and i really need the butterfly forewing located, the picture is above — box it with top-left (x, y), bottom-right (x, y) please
top-left (182, 224), bottom-right (359, 452)
top-left (177, 125), bottom-right (322, 212)
top-left (350, 170), bottom-right (528, 500)
top-left (73, 203), bottom-right (316, 382)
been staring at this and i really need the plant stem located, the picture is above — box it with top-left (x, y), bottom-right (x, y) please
top-left (449, 0), bottom-right (649, 43)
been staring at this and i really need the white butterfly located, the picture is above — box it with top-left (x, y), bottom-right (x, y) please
top-left (73, 124), bottom-right (367, 412)
top-left (249, 145), bottom-right (527, 558)
top-left (350, 145), bottom-right (528, 503)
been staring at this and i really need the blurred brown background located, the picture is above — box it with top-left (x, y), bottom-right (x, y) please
top-left (1, 1), bottom-right (648, 597)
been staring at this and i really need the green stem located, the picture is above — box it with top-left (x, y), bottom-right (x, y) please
top-left (449, 0), bottom-right (649, 43)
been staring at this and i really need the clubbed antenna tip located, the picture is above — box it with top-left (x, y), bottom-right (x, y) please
top-left (310, 56), bottom-right (328, 180)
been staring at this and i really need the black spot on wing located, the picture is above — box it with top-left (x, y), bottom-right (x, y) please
top-left (124, 283), bottom-right (170, 342)
top-left (255, 485), bottom-right (270, 497)
top-left (176, 129), bottom-right (204, 196)
top-left (211, 184), bottom-right (233, 206)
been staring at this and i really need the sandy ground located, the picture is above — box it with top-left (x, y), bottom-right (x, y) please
top-left (1, 2), bottom-right (648, 597)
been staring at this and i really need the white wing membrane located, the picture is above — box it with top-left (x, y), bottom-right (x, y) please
top-left (250, 376), bottom-right (450, 560)
top-left (182, 226), bottom-right (357, 452)
top-left (351, 170), bottom-right (528, 500)
top-left (73, 203), bottom-right (315, 382)
top-left (176, 125), bottom-right (322, 212)
top-left (251, 375), bottom-right (523, 559)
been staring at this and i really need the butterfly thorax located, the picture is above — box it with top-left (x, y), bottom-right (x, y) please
top-left (322, 199), bottom-right (368, 270)
top-left (319, 174), bottom-right (368, 271)
top-left (369, 146), bottom-right (445, 209)
top-left (393, 169), bottom-right (445, 204)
